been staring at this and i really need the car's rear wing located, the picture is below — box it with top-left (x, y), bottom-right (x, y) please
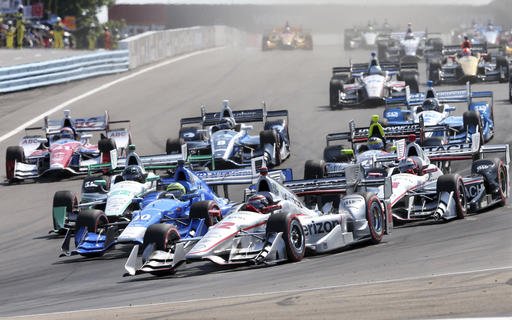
top-left (326, 120), bottom-right (421, 146)
top-left (404, 81), bottom-right (493, 107)
top-left (193, 157), bottom-right (292, 186)
top-left (25, 110), bottom-right (130, 134)
top-left (284, 164), bottom-right (392, 201)
top-left (180, 102), bottom-right (288, 128)
top-left (423, 132), bottom-right (481, 161)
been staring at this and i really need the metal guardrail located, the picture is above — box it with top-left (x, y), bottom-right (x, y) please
top-left (0, 50), bottom-right (129, 93)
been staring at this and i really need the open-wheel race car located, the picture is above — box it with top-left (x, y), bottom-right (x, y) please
top-left (329, 53), bottom-right (419, 109)
top-left (55, 149), bottom-right (236, 259)
top-left (383, 81), bottom-right (495, 144)
top-left (124, 162), bottom-right (392, 276)
top-left (427, 44), bottom-right (509, 85)
top-left (166, 100), bottom-right (290, 170)
top-left (262, 22), bottom-right (313, 51)
top-left (5, 110), bottom-right (131, 183)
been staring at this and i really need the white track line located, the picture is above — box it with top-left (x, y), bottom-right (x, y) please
top-left (0, 47), bottom-right (225, 144)
top-left (8, 265), bottom-right (512, 319)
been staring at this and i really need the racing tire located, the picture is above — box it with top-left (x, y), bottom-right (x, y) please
top-left (260, 130), bottom-right (281, 166)
top-left (509, 76), bottom-right (512, 103)
top-left (142, 223), bottom-right (181, 276)
top-left (377, 43), bottom-right (388, 61)
top-left (261, 36), bottom-right (270, 51)
top-left (463, 110), bottom-right (484, 143)
top-left (496, 56), bottom-right (509, 83)
top-left (362, 192), bottom-right (385, 244)
top-left (437, 174), bottom-right (467, 219)
top-left (189, 200), bottom-right (222, 227)
top-left (304, 35), bottom-right (313, 50)
top-left (401, 70), bottom-right (419, 93)
top-left (5, 146), bottom-right (24, 183)
top-left (166, 138), bottom-right (183, 155)
top-left (266, 212), bottom-right (305, 262)
top-left (76, 209), bottom-right (108, 233)
top-left (428, 62), bottom-right (441, 86)
top-left (81, 175), bottom-right (111, 194)
top-left (323, 145), bottom-right (352, 162)
top-left (329, 79), bottom-right (344, 109)
top-left (304, 160), bottom-right (327, 179)
top-left (52, 190), bottom-right (78, 234)
top-left (98, 138), bottom-right (116, 154)
top-left (494, 158), bottom-right (508, 207)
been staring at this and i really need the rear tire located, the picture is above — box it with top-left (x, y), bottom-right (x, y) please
top-left (5, 146), bottom-right (24, 182)
top-left (166, 138), bottom-right (183, 155)
top-left (463, 110), bottom-right (483, 143)
top-left (266, 212), bottom-right (305, 262)
top-left (401, 71), bottom-right (419, 93)
top-left (304, 160), bottom-right (326, 179)
top-left (496, 56), bottom-right (509, 83)
top-left (260, 130), bottom-right (281, 166)
top-left (189, 200), bottom-right (222, 227)
top-left (52, 190), bottom-right (78, 233)
top-left (437, 174), bottom-right (467, 219)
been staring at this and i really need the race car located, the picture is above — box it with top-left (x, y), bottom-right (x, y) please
top-left (57, 152), bottom-right (235, 258)
top-left (377, 31), bottom-right (443, 64)
top-left (124, 163), bottom-right (392, 276)
top-left (344, 23), bottom-right (387, 50)
top-left (310, 136), bottom-right (509, 223)
top-left (262, 22), bottom-right (313, 51)
top-left (427, 44), bottom-right (509, 85)
top-left (51, 145), bottom-right (186, 235)
top-left (166, 100), bottom-right (290, 170)
top-left (329, 53), bottom-right (419, 109)
top-left (383, 81), bottom-right (495, 143)
top-left (5, 110), bottom-right (131, 183)
top-left (383, 142), bottom-right (509, 222)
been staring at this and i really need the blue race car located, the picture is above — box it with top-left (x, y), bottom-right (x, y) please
top-left (60, 162), bottom-right (236, 258)
top-left (384, 81), bottom-right (494, 144)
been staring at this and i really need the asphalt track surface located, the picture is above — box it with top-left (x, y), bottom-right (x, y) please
top-left (0, 45), bottom-right (511, 319)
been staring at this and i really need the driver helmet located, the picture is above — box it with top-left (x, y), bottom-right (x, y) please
top-left (462, 47), bottom-right (471, 56)
top-left (59, 127), bottom-right (75, 139)
top-left (405, 32), bottom-right (414, 40)
top-left (122, 165), bottom-right (145, 183)
top-left (367, 136), bottom-right (384, 151)
top-left (246, 192), bottom-right (277, 213)
top-left (220, 116), bottom-right (236, 129)
top-left (421, 98), bottom-right (440, 112)
top-left (165, 182), bottom-right (186, 200)
top-left (398, 157), bottom-right (419, 174)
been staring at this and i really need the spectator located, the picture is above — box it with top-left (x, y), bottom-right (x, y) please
top-left (103, 26), bottom-right (111, 50)
top-left (5, 20), bottom-right (15, 49)
top-left (15, 4), bottom-right (24, 48)
top-left (53, 17), bottom-right (64, 49)
top-left (87, 23), bottom-right (97, 50)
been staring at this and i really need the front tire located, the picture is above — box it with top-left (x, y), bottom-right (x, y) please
top-left (52, 190), bottom-right (78, 233)
top-left (304, 160), bottom-right (327, 179)
top-left (266, 212), bottom-right (305, 262)
top-left (142, 223), bottom-right (181, 276)
top-left (437, 174), bottom-right (467, 219)
top-left (363, 193), bottom-right (385, 244)
top-left (5, 146), bottom-right (24, 182)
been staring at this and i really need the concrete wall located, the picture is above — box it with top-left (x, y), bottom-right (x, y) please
top-left (118, 25), bottom-right (245, 69)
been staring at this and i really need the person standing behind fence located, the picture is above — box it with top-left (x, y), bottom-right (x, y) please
top-left (87, 23), bottom-right (97, 50)
top-left (15, 5), bottom-right (25, 48)
top-left (5, 20), bottom-right (15, 49)
top-left (53, 17), bottom-right (64, 49)
top-left (103, 26), bottom-right (111, 50)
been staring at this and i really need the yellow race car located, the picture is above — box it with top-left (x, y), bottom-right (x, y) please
top-left (262, 22), bottom-right (313, 51)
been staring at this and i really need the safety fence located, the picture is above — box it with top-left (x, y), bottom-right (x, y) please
top-left (0, 50), bottom-right (129, 93)
top-left (0, 26), bottom-right (246, 94)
